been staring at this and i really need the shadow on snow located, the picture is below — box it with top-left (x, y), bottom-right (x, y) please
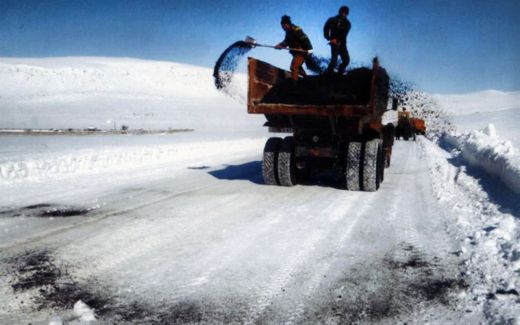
top-left (208, 161), bottom-right (264, 185)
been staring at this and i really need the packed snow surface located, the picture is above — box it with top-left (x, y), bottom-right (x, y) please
top-left (0, 57), bottom-right (519, 324)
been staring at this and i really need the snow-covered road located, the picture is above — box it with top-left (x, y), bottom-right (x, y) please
top-left (1, 57), bottom-right (518, 324)
top-left (1, 139), bottom-right (483, 324)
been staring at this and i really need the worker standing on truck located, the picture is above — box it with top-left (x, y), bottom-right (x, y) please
top-left (323, 6), bottom-right (351, 74)
top-left (275, 15), bottom-right (314, 81)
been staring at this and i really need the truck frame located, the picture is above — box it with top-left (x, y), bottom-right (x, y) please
top-left (247, 57), bottom-right (395, 191)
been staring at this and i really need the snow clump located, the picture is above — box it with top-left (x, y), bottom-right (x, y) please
top-left (73, 300), bottom-right (96, 322)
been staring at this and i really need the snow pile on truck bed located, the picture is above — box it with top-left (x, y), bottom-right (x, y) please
top-left (262, 68), bottom-right (376, 105)
top-left (261, 67), bottom-right (381, 105)
top-left (442, 124), bottom-right (520, 195)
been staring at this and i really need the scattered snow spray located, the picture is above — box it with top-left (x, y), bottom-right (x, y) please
top-left (213, 41), bottom-right (252, 93)
top-left (390, 76), bottom-right (454, 137)
top-left (213, 40), bottom-right (330, 97)
top-left (213, 40), bottom-right (451, 137)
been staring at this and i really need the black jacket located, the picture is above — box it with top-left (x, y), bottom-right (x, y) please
top-left (323, 15), bottom-right (351, 42)
top-left (280, 25), bottom-right (313, 54)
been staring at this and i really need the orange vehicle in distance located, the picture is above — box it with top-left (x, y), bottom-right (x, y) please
top-left (410, 118), bottom-right (426, 135)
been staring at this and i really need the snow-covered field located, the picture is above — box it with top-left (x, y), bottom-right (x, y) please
top-left (0, 57), bottom-right (257, 132)
top-left (0, 57), bottom-right (519, 324)
top-left (434, 90), bottom-right (520, 148)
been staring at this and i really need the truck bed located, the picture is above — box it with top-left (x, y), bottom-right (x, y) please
top-left (247, 58), bottom-right (389, 119)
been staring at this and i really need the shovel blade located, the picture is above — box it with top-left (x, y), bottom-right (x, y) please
top-left (244, 36), bottom-right (257, 47)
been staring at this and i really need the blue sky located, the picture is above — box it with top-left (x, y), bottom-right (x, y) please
top-left (1, 0), bottom-right (519, 93)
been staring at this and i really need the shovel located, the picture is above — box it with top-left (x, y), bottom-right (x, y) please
top-left (244, 36), bottom-right (309, 54)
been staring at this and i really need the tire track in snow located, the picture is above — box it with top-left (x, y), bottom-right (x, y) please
top-left (244, 191), bottom-right (370, 325)
top-left (281, 143), bottom-right (417, 324)
top-left (174, 188), bottom-right (310, 291)
top-left (110, 185), bottom-right (332, 304)
top-left (145, 186), bottom-right (335, 310)
top-left (0, 183), bottom-right (213, 252)
top-left (283, 141), bottom-right (433, 324)
top-left (282, 191), bottom-right (378, 324)
top-left (109, 186), bottom-right (307, 292)
top-left (64, 189), bottom-right (252, 275)
top-left (386, 141), bottom-right (422, 264)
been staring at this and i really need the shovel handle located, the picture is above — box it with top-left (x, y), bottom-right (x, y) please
top-left (256, 43), bottom-right (308, 53)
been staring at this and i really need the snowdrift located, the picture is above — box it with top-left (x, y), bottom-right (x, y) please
top-left (443, 125), bottom-right (520, 195)
top-left (0, 138), bottom-right (264, 185)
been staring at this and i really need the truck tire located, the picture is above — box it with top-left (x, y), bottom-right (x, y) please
top-left (345, 141), bottom-right (362, 191)
top-left (363, 139), bottom-right (381, 192)
top-left (262, 137), bottom-right (282, 185)
top-left (278, 136), bottom-right (297, 186)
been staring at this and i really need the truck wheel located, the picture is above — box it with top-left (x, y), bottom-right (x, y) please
top-left (262, 137), bottom-right (282, 185)
top-left (363, 139), bottom-right (381, 192)
top-left (278, 137), bottom-right (297, 186)
top-left (345, 141), bottom-right (362, 191)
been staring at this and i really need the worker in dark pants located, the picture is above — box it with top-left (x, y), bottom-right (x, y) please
top-left (275, 15), bottom-right (313, 81)
top-left (323, 6), bottom-right (351, 74)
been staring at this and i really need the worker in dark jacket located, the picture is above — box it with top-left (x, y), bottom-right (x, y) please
top-left (323, 6), bottom-right (351, 74)
top-left (275, 15), bottom-right (313, 81)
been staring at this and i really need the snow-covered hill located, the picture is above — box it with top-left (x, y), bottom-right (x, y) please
top-left (434, 90), bottom-right (520, 147)
top-left (0, 57), bottom-right (256, 132)
top-left (434, 90), bottom-right (520, 116)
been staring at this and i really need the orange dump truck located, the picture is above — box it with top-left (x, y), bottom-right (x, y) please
top-left (247, 57), bottom-right (397, 192)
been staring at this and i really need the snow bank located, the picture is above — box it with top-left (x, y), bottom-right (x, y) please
top-left (420, 137), bottom-right (520, 323)
top-left (0, 138), bottom-right (264, 185)
top-left (443, 125), bottom-right (520, 195)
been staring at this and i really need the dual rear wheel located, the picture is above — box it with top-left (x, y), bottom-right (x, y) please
top-left (345, 139), bottom-right (384, 192)
top-left (262, 137), bottom-right (297, 187)
top-left (262, 137), bottom-right (385, 191)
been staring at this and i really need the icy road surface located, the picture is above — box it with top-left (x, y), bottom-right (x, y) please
top-left (0, 137), bottom-right (516, 324)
